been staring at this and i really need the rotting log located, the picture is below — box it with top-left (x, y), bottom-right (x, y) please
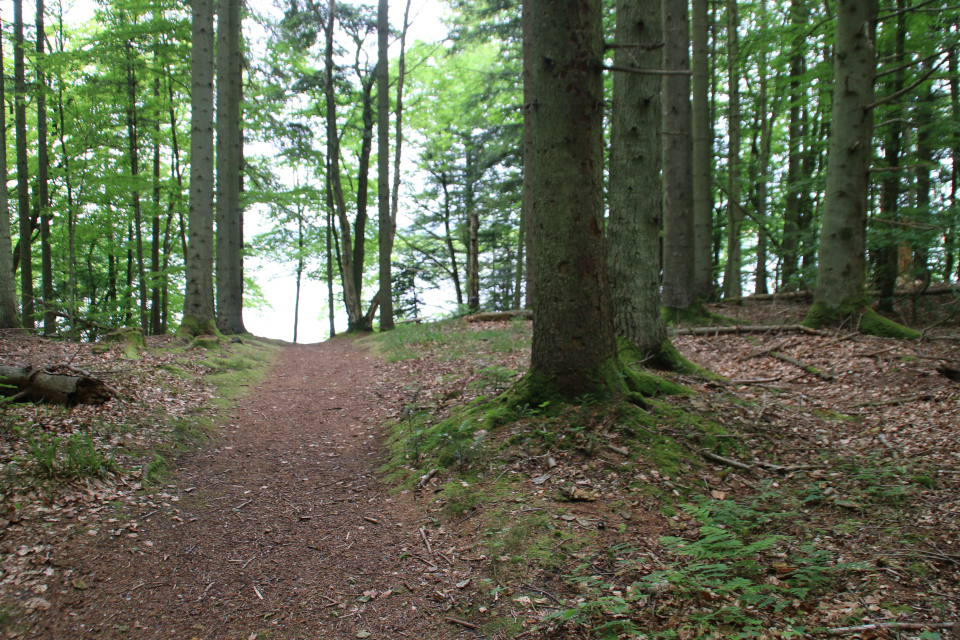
top-left (726, 282), bottom-right (958, 303)
top-left (0, 365), bottom-right (113, 405)
top-left (464, 309), bottom-right (533, 323)
top-left (673, 324), bottom-right (830, 336)
top-left (937, 363), bottom-right (960, 382)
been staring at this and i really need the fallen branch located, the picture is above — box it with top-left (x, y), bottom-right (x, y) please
top-left (701, 449), bottom-right (753, 471)
top-left (936, 363), bottom-right (960, 382)
top-left (768, 351), bottom-right (834, 381)
top-left (674, 324), bottom-right (830, 337)
top-left (823, 622), bottom-right (955, 636)
top-left (464, 309), bottom-right (532, 323)
top-left (444, 617), bottom-right (477, 630)
top-left (727, 282), bottom-right (958, 303)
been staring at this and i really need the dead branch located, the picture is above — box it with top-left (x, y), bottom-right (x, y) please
top-left (673, 324), bottom-right (830, 337)
top-left (0, 365), bottom-right (113, 406)
top-left (700, 449), bottom-right (753, 471)
top-left (464, 310), bottom-right (532, 323)
top-left (767, 351), bottom-right (834, 381)
top-left (824, 622), bottom-right (955, 636)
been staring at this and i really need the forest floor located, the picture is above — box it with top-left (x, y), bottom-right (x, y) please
top-left (0, 294), bottom-right (957, 639)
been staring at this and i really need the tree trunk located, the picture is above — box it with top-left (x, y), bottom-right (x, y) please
top-left (326, 177), bottom-right (336, 339)
top-left (440, 172), bottom-right (463, 306)
top-left (0, 26), bottom-right (18, 329)
top-left (722, 0), bottom-right (742, 300)
top-left (378, 0), bottom-right (395, 331)
top-left (529, 0), bottom-right (615, 397)
top-left (353, 70), bottom-right (375, 298)
top-left (216, 0), bottom-right (246, 334)
top-left (150, 62), bottom-right (162, 334)
top-left (0, 366), bottom-right (113, 406)
top-left (522, 0), bottom-right (535, 309)
top-left (294, 211), bottom-right (303, 343)
top-left (180, 0), bottom-right (217, 334)
top-left (37, 0), bottom-right (54, 335)
top-left (912, 57), bottom-right (933, 284)
top-left (661, 0), bottom-right (696, 312)
top-left (873, 0), bottom-right (905, 313)
top-left (948, 44), bottom-right (959, 281)
top-left (781, 0), bottom-right (805, 290)
top-left (125, 40), bottom-right (148, 332)
top-left (691, 0), bottom-right (713, 300)
top-left (465, 139), bottom-right (481, 311)
top-left (807, 0), bottom-right (880, 320)
top-left (608, 0), bottom-right (666, 355)
top-left (325, 0), bottom-right (364, 331)
top-left (14, 0), bottom-right (33, 329)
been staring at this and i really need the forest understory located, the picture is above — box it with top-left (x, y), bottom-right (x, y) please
top-left (0, 295), bottom-right (957, 639)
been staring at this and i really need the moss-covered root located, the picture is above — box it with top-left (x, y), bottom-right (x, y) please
top-left (662, 301), bottom-right (739, 327)
top-left (648, 340), bottom-right (726, 382)
top-left (103, 327), bottom-right (146, 360)
top-left (176, 316), bottom-right (222, 340)
top-left (803, 298), bottom-right (921, 339)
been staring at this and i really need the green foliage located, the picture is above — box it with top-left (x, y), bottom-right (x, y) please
top-left (25, 433), bottom-right (118, 479)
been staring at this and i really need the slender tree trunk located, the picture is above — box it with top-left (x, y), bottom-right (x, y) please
top-left (466, 141), bottom-right (480, 311)
top-left (440, 172), bottom-right (463, 306)
top-left (14, 0), bottom-right (33, 329)
top-left (325, 0), bottom-right (363, 330)
top-left (873, 0), bottom-right (905, 312)
top-left (529, 0), bottom-right (614, 396)
top-left (181, 0), bottom-right (217, 333)
top-left (807, 0), bottom-right (880, 321)
top-left (513, 205), bottom-right (525, 310)
top-left (948, 45), bottom-right (959, 281)
top-left (378, 0), bottom-right (395, 331)
top-left (125, 40), bottom-right (148, 331)
top-left (913, 57), bottom-right (933, 283)
top-left (522, 0), bottom-right (535, 309)
top-left (294, 211), bottom-right (303, 343)
top-left (781, 0), bottom-right (806, 290)
top-left (126, 222), bottom-right (134, 326)
top-left (353, 71), bottom-right (375, 298)
top-left (723, 0), bottom-right (742, 299)
top-left (691, 0), bottom-right (713, 299)
top-left (609, 0), bottom-right (666, 354)
top-left (0, 25), bottom-right (17, 328)
top-left (662, 0), bottom-right (696, 312)
top-left (37, 0), bottom-right (54, 334)
top-left (168, 72), bottom-right (188, 261)
top-left (216, 0), bottom-right (246, 334)
top-left (150, 60), bottom-right (162, 334)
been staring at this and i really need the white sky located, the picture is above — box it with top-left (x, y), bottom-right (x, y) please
top-left (2, 0), bottom-right (450, 344)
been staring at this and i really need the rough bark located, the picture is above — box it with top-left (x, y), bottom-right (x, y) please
top-left (14, 0), bottom-right (33, 329)
top-left (0, 366), bottom-right (113, 406)
top-left (216, 0), bottom-right (246, 334)
top-left (608, 0), bottom-right (666, 355)
top-left (180, 0), bottom-right (217, 334)
top-left (722, 0), bottom-right (742, 300)
top-left (465, 140), bottom-right (480, 311)
top-left (0, 27), bottom-right (18, 329)
top-left (150, 70), bottom-right (162, 334)
top-left (691, 0), bottom-right (713, 299)
top-left (37, 0), bottom-right (54, 335)
top-left (529, 0), bottom-right (615, 397)
top-left (522, 0), bottom-right (535, 309)
top-left (378, 0), bottom-right (395, 331)
top-left (661, 0), bottom-right (696, 311)
top-left (806, 0), bottom-right (879, 320)
top-left (440, 173), bottom-right (463, 306)
top-left (124, 40), bottom-right (148, 332)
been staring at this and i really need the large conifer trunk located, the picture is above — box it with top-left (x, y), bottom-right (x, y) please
top-left (608, 0), bottom-right (666, 353)
top-left (811, 0), bottom-right (878, 310)
top-left (529, 0), bottom-right (614, 396)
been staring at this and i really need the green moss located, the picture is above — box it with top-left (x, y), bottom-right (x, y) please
top-left (803, 297), bottom-right (920, 339)
top-left (662, 301), bottom-right (739, 327)
top-left (189, 335), bottom-right (221, 350)
top-left (176, 316), bottom-right (221, 339)
top-left (104, 327), bottom-right (146, 360)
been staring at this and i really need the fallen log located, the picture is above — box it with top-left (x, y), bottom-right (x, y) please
top-left (727, 282), bottom-right (958, 303)
top-left (464, 309), bottom-right (533, 323)
top-left (0, 365), bottom-right (113, 406)
top-left (768, 350), bottom-right (834, 381)
top-left (937, 363), bottom-right (960, 382)
top-left (673, 324), bottom-right (830, 337)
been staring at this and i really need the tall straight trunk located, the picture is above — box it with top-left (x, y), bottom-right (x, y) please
top-left (723, 0), bottom-right (742, 299)
top-left (466, 141), bottom-right (480, 310)
top-left (37, 0), bottom-right (54, 334)
top-left (181, 0), bottom-right (216, 331)
top-left (440, 172), bottom-right (463, 306)
top-left (294, 211), bottom-right (303, 343)
top-left (662, 0), bottom-right (696, 311)
top-left (752, 35), bottom-right (773, 295)
top-left (216, 0), bottom-right (246, 334)
top-left (873, 0), bottom-right (905, 312)
top-left (353, 71), bottom-right (375, 298)
top-left (14, 0), bottom-right (33, 329)
top-left (513, 205), bottom-right (525, 310)
top-left (0, 26), bottom-right (17, 328)
top-left (781, 0), bottom-right (805, 290)
top-left (609, 0), bottom-right (666, 354)
top-left (378, 0), bottom-right (395, 331)
top-left (529, 0), bottom-right (614, 396)
top-left (126, 222), bottom-right (134, 326)
top-left (125, 41), bottom-right (148, 331)
top-left (167, 73), bottom-right (188, 260)
top-left (56, 13), bottom-right (77, 336)
top-left (326, 163), bottom-right (336, 339)
top-left (522, 0), bottom-right (535, 308)
top-left (913, 58), bottom-right (933, 282)
top-left (948, 45), bottom-right (959, 281)
top-left (325, 0), bottom-right (363, 330)
top-left (691, 0), bottom-right (713, 299)
top-left (150, 55), bottom-right (162, 334)
top-left (808, 0), bottom-right (879, 316)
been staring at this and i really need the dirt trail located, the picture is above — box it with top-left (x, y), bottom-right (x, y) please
top-left (38, 340), bottom-right (469, 640)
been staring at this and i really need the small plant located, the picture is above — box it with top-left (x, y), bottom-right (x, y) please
top-left (442, 420), bottom-right (485, 473)
top-left (468, 365), bottom-right (517, 394)
top-left (25, 433), bottom-right (118, 479)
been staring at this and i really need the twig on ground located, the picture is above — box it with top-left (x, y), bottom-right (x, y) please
top-left (823, 622), bottom-right (955, 635)
top-left (701, 449), bottom-right (753, 471)
top-left (444, 617), bottom-right (477, 629)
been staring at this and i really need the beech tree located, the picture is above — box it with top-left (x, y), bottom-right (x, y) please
top-left (0, 26), bottom-right (17, 329)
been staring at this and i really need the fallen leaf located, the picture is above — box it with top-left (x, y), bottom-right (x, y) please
top-left (531, 474), bottom-right (551, 485)
top-left (711, 490), bottom-right (727, 500)
top-left (71, 578), bottom-right (88, 590)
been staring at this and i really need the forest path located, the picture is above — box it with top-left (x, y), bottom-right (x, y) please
top-left (40, 339), bottom-right (466, 640)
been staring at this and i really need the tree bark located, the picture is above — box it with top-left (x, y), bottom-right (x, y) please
top-left (440, 172), bottom-right (464, 306)
top-left (0, 25), bottom-right (18, 329)
top-left (37, 0), bottom-right (54, 335)
top-left (808, 0), bottom-right (879, 314)
top-left (781, 0), bottom-right (806, 290)
top-left (691, 0), bottom-right (713, 299)
top-left (661, 0), bottom-right (696, 311)
top-left (378, 0), bottom-right (395, 331)
top-left (722, 0), bottom-right (742, 300)
top-left (124, 39), bottom-right (148, 332)
top-left (529, 0), bottom-right (615, 397)
top-left (522, 0), bottom-right (535, 309)
top-left (150, 70), bottom-right (163, 334)
top-left (14, 0), bottom-right (33, 329)
top-left (180, 0), bottom-right (217, 333)
top-left (608, 0), bottom-right (666, 355)
top-left (216, 0), bottom-right (246, 334)
top-left (0, 366), bottom-right (113, 406)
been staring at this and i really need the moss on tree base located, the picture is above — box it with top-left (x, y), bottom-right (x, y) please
top-left (662, 301), bottom-right (739, 327)
top-left (176, 316), bottom-right (222, 340)
top-left (631, 339), bottom-right (726, 382)
top-left (803, 298), bottom-right (920, 339)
